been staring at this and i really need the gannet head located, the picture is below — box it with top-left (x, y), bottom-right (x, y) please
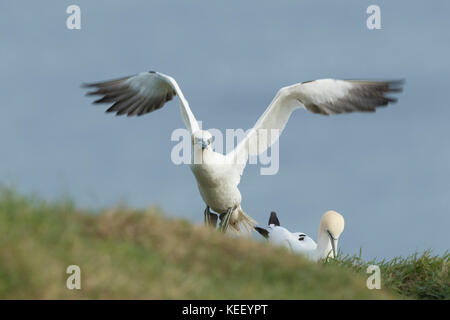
top-left (192, 130), bottom-right (213, 150)
top-left (318, 210), bottom-right (345, 258)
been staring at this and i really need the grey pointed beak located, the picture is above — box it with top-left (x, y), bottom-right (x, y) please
top-left (327, 230), bottom-right (338, 258)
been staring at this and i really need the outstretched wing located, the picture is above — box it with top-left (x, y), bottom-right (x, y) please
top-left (298, 79), bottom-right (403, 115)
top-left (226, 79), bottom-right (403, 172)
top-left (82, 71), bottom-right (199, 133)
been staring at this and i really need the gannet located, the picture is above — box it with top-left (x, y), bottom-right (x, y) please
top-left (82, 71), bottom-right (402, 233)
top-left (255, 211), bottom-right (344, 260)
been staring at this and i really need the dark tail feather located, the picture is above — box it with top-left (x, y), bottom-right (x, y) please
top-left (255, 227), bottom-right (269, 239)
top-left (269, 211), bottom-right (280, 226)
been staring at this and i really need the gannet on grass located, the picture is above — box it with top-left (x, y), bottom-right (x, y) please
top-left (82, 70), bottom-right (402, 233)
top-left (255, 211), bottom-right (345, 261)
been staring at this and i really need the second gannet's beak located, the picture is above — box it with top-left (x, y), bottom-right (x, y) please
top-left (327, 230), bottom-right (338, 258)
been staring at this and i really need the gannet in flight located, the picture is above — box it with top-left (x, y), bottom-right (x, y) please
top-left (82, 71), bottom-right (402, 233)
top-left (255, 211), bottom-right (344, 260)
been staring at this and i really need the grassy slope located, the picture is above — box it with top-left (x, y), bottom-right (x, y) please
top-left (330, 251), bottom-right (449, 299)
top-left (0, 189), bottom-right (397, 299)
top-left (0, 189), bottom-right (447, 300)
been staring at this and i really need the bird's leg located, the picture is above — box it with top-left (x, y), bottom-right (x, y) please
top-left (204, 206), bottom-right (218, 228)
top-left (204, 206), bottom-right (210, 225)
top-left (218, 206), bottom-right (235, 233)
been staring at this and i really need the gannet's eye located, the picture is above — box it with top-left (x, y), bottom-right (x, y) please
top-left (298, 234), bottom-right (305, 241)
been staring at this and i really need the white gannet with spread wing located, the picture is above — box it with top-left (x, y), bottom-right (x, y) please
top-left (255, 211), bottom-right (344, 261)
top-left (82, 71), bottom-right (402, 233)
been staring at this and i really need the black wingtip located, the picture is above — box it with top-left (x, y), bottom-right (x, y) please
top-left (268, 211), bottom-right (280, 226)
top-left (394, 78), bottom-right (406, 85)
top-left (387, 79), bottom-right (405, 91)
top-left (254, 227), bottom-right (269, 239)
top-left (81, 82), bottom-right (97, 89)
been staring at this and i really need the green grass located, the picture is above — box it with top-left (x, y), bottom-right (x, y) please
top-left (0, 187), bottom-right (447, 299)
top-left (330, 250), bottom-right (449, 299)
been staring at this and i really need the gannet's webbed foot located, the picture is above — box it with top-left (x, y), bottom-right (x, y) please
top-left (218, 206), bottom-right (235, 233)
top-left (204, 206), bottom-right (218, 228)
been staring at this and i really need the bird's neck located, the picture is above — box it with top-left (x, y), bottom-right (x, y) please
top-left (314, 231), bottom-right (333, 260)
top-left (191, 147), bottom-right (215, 165)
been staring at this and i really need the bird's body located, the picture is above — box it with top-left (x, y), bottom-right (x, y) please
top-left (189, 144), bottom-right (254, 232)
top-left (191, 162), bottom-right (242, 215)
top-left (255, 211), bottom-right (345, 261)
top-left (190, 150), bottom-right (241, 214)
top-left (265, 225), bottom-right (317, 254)
top-left (83, 70), bottom-right (402, 233)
